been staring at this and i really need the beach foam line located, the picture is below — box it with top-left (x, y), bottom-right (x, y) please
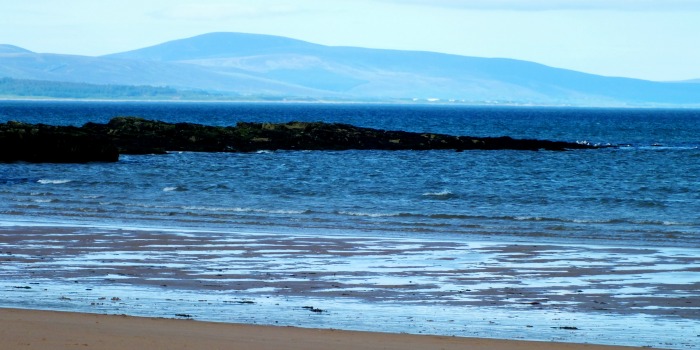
top-left (0, 308), bottom-right (644, 350)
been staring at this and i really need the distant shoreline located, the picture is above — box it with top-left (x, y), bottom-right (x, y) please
top-left (2, 97), bottom-right (699, 109)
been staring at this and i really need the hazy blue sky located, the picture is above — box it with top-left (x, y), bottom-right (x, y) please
top-left (2, 0), bottom-right (699, 81)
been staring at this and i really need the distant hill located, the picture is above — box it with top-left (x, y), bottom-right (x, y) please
top-left (2, 32), bottom-right (700, 106)
top-left (0, 77), bottom-right (234, 100)
top-left (0, 44), bottom-right (320, 98)
top-left (106, 32), bottom-right (321, 62)
top-left (0, 44), bottom-right (33, 54)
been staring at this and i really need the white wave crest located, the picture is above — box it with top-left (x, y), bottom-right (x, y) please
top-left (422, 190), bottom-right (456, 198)
top-left (37, 179), bottom-right (72, 185)
top-left (32, 199), bottom-right (55, 203)
top-left (181, 206), bottom-right (308, 215)
top-left (338, 211), bottom-right (400, 218)
top-left (515, 216), bottom-right (546, 221)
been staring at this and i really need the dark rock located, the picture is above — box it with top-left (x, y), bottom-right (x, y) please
top-left (0, 121), bottom-right (119, 163)
top-left (94, 117), bottom-right (593, 153)
top-left (302, 306), bottom-right (325, 313)
top-left (2, 117), bottom-right (597, 163)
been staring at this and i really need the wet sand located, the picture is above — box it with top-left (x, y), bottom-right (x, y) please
top-left (1, 224), bottom-right (698, 348)
top-left (0, 308), bottom-right (645, 350)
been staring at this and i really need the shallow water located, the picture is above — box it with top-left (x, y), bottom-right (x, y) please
top-left (1, 225), bottom-right (698, 348)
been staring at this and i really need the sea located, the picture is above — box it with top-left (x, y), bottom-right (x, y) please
top-left (1, 100), bottom-right (699, 247)
top-left (1, 100), bottom-right (699, 348)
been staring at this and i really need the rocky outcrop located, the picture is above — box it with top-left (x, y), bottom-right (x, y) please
top-left (0, 121), bottom-right (119, 163)
top-left (2, 117), bottom-right (596, 163)
top-left (88, 117), bottom-right (595, 154)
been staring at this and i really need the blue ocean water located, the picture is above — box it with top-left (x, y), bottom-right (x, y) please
top-left (1, 101), bottom-right (699, 247)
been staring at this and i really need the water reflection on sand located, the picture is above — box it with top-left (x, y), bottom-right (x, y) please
top-left (1, 225), bottom-right (698, 348)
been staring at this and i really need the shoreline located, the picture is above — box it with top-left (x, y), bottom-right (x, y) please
top-left (2, 97), bottom-right (700, 109)
top-left (0, 218), bottom-right (692, 250)
top-left (1, 223), bottom-right (698, 348)
top-left (0, 308), bottom-right (648, 350)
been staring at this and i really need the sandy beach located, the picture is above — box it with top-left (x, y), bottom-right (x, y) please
top-left (0, 308), bottom-right (648, 350)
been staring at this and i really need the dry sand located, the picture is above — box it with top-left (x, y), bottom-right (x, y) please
top-left (0, 308), bottom-right (647, 350)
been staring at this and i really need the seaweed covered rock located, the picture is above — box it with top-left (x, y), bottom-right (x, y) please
top-left (226, 120), bottom-right (594, 152)
top-left (1, 117), bottom-right (597, 163)
top-left (0, 121), bottom-right (119, 163)
top-left (83, 117), bottom-right (239, 154)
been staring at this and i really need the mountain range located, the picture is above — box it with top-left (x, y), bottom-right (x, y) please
top-left (1, 32), bottom-right (699, 106)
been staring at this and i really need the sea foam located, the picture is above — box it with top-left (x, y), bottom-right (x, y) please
top-left (37, 179), bottom-right (72, 185)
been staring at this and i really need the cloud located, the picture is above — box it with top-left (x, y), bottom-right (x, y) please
top-left (380, 0), bottom-right (700, 11)
top-left (151, 3), bottom-right (301, 21)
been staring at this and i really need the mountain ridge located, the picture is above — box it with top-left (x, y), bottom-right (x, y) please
top-left (2, 32), bottom-right (700, 106)
top-left (105, 32), bottom-right (323, 61)
top-left (0, 44), bottom-right (34, 54)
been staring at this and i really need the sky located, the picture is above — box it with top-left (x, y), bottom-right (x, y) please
top-left (1, 0), bottom-right (699, 81)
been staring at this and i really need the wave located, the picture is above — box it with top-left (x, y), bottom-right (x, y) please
top-left (509, 215), bottom-right (694, 227)
top-left (37, 179), bottom-right (72, 185)
top-left (13, 193), bottom-right (694, 230)
top-left (181, 206), bottom-right (311, 215)
top-left (513, 216), bottom-right (553, 222)
top-left (422, 190), bottom-right (457, 199)
top-left (82, 195), bottom-right (104, 199)
top-left (426, 213), bottom-right (486, 220)
top-left (336, 210), bottom-right (696, 228)
top-left (163, 186), bottom-right (188, 192)
top-left (617, 144), bottom-right (700, 151)
top-left (337, 211), bottom-right (405, 218)
top-left (32, 199), bottom-right (58, 203)
top-left (576, 140), bottom-right (614, 147)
